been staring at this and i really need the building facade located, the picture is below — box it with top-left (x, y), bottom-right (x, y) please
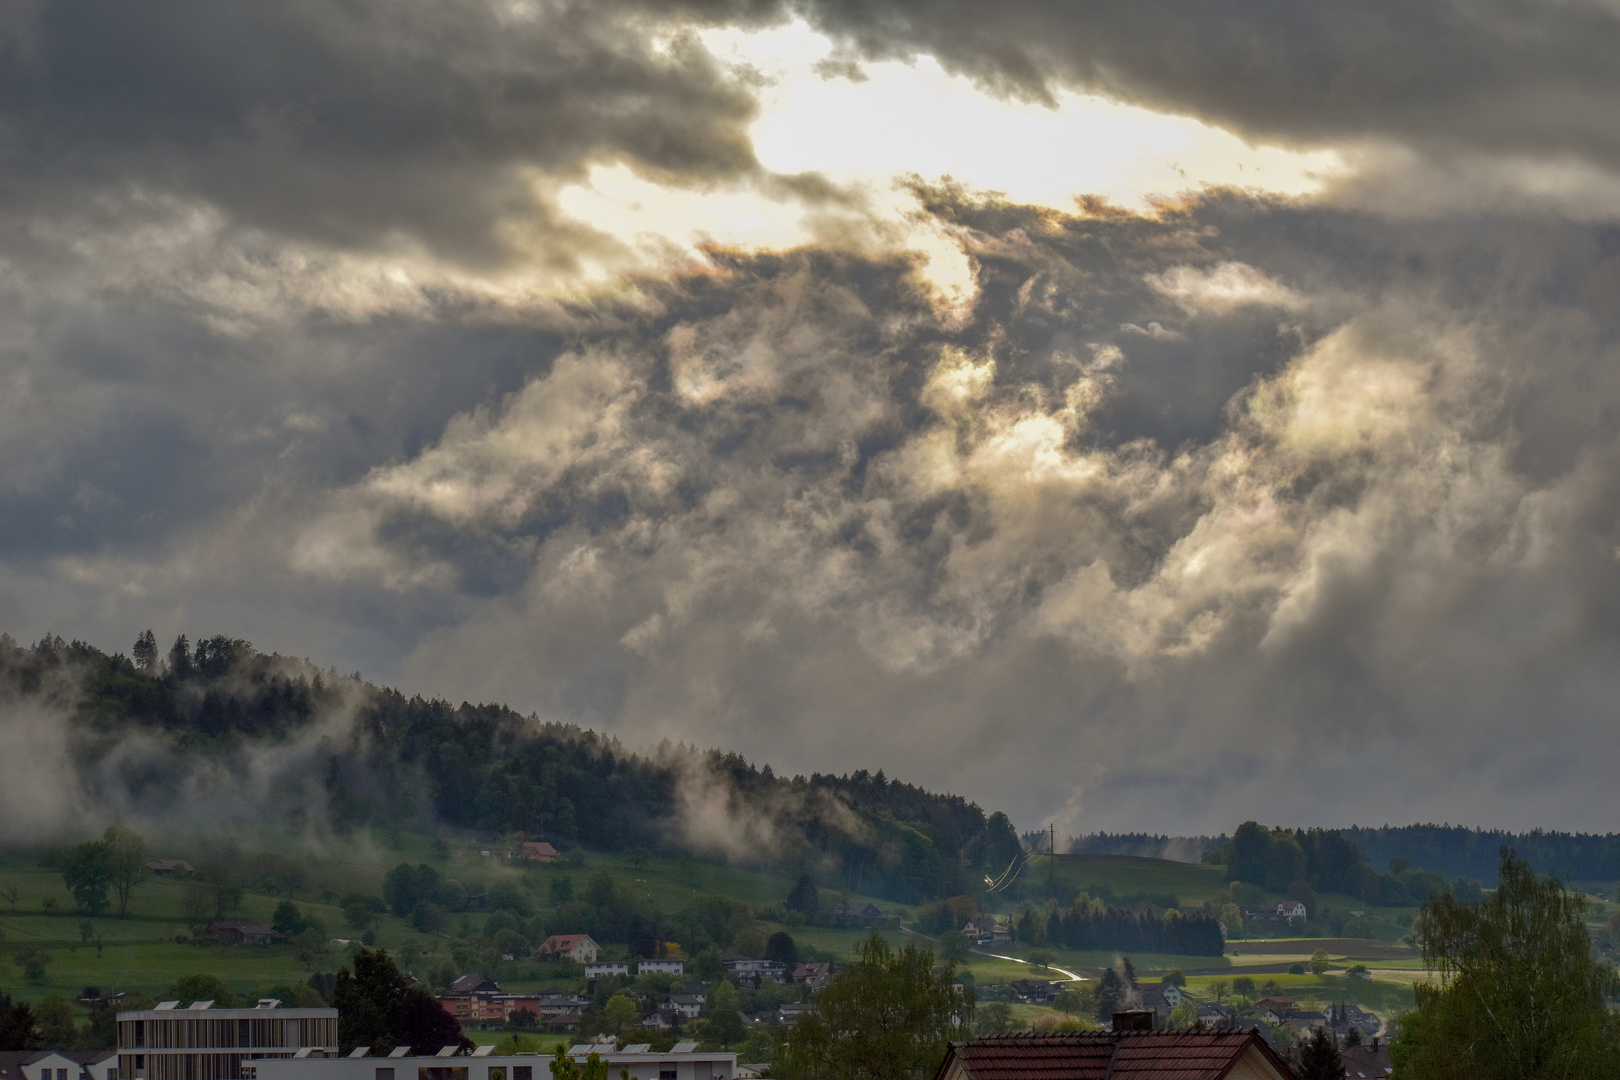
top-left (251, 1043), bottom-right (733, 1080)
top-left (117, 1003), bottom-right (339, 1080)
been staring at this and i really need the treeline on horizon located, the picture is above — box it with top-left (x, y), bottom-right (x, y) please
top-left (0, 631), bottom-right (1025, 905)
top-left (1068, 824), bottom-right (1620, 889)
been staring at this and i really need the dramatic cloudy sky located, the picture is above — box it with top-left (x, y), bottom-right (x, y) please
top-left (5, 1), bottom-right (1620, 836)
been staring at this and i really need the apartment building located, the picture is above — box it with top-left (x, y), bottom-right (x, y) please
top-left (117, 1001), bottom-right (338, 1080)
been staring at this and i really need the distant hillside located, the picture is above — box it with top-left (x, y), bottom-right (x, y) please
top-left (0, 631), bottom-right (1025, 904)
top-left (1341, 825), bottom-right (1620, 887)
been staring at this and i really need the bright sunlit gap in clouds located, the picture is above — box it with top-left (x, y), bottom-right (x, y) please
top-left (556, 20), bottom-right (1346, 287)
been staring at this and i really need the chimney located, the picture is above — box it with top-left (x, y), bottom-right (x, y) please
top-left (1113, 1011), bottom-right (1155, 1032)
top-left (1372, 1035), bottom-right (1380, 1051)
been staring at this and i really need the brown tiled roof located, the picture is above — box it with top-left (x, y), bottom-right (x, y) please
top-left (935, 1030), bottom-right (1292, 1080)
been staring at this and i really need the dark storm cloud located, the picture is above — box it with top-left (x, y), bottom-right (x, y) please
top-left (788, 0), bottom-right (1620, 169)
top-left (0, 0), bottom-right (764, 264)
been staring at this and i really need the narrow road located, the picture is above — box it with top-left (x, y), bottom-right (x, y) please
top-left (900, 925), bottom-right (1089, 982)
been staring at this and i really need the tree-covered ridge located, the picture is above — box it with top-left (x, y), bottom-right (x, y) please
top-left (1342, 825), bottom-right (1620, 887)
top-left (0, 631), bottom-right (1021, 904)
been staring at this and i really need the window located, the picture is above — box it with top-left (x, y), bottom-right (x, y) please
top-left (513, 1068), bottom-right (532, 1080)
top-left (419, 1069), bottom-right (468, 1080)
top-left (660, 1070), bottom-right (677, 1080)
top-left (60, 1068), bottom-right (71, 1079)
top-left (376, 1069), bottom-right (396, 1080)
top-left (488, 1069), bottom-right (505, 1080)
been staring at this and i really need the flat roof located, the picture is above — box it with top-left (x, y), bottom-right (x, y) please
top-left (118, 1009), bottom-right (338, 1021)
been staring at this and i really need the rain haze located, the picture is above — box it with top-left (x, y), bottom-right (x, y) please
top-left (4, 2), bottom-right (1620, 839)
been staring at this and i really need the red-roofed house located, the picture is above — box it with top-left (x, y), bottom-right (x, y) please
top-left (537, 934), bottom-right (600, 963)
top-left (931, 1029), bottom-right (1293, 1080)
top-left (522, 841), bottom-right (559, 862)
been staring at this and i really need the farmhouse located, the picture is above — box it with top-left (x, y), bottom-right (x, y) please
top-left (537, 934), bottom-right (599, 963)
top-left (145, 860), bottom-right (194, 877)
top-left (1248, 901), bottom-right (1308, 925)
top-left (207, 921), bottom-right (284, 945)
top-left (521, 841), bottom-right (559, 862)
top-left (962, 918), bottom-right (1012, 947)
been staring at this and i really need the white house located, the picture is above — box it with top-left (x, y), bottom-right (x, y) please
top-left (722, 957), bottom-right (786, 984)
top-left (636, 959), bottom-right (684, 976)
top-left (537, 934), bottom-right (600, 964)
top-left (585, 962), bottom-right (630, 979)
top-left (17, 1052), bottom-right (117, 1080)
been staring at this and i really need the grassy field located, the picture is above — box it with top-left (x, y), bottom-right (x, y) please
top-left (0, 831), bottom-right (913, 1008)
top-left (0, 835), bottom-right (1436, 1042)
top-left (1025, 855), bottom-right (1229, 908)
top-left (1181, 969), bottom-right (1416, 1014)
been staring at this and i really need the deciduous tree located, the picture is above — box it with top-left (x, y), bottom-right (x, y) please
top-left (1390, 847), bottom-right (1620, 1079)
top-left (104, 826), bottom-right (148, 918)
top-left (781, 934), bottom-right (971, 1080)
top-left (62, 841), bottom-right (112, 917)
top-left (333, 947), bottom-right (470, 1054)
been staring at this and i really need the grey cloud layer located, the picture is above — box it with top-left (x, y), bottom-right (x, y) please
top-left (0, 1), bottom-right (763, 265)
top-left (5, 2), bottom-right (1620, 835)
top-left (791, 0), bottom-right (1620, 172)
top-left (270, 192), bottom-right (1620, 833)
top-left (5, 186), bottom-right (1619, 833)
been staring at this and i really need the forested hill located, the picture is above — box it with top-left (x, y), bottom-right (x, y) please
top-left (0, 632), bottom-right (1024, 904)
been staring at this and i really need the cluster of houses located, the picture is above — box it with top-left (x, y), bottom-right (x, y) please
top-left (438, 951), bottom-right (832, 1033)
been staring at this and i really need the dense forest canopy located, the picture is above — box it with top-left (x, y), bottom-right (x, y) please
top-left (0, 631), bottom-right (1023, 905)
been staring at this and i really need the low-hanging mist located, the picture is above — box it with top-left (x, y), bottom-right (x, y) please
top-left (0, 632), bottom-right (1026, 905)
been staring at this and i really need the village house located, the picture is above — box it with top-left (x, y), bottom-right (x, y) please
top-left (537, 934), bottom-right (600, 964)
top-left (665, 995), bottom-right (704, 1020)
top-left (721, 956), bottom-right (787, 984)
top-left (1341, 1038), bottom-right (1392, 1079)
top-left (448, 973), bottom-right (501, 996)
top-left (791, 962), bottom-right (831, 990)
top-left (637, 1007), bottom-right (683, 1032)
top-left (585, 962), bottom-right (630, 979)
top-left (1135, 984), bottom-right (1183, 1018)
top-left (0, 1051), bottom-right (118, 1080)
top-left (932, 1029), bottom-right (1294, 1080)
top-left (521, 841), bottom-right (559, 862)
top-left (1253, 997), bottom-right (1297, 1026)
top-left (636, 959), bottom-right (684, 976)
